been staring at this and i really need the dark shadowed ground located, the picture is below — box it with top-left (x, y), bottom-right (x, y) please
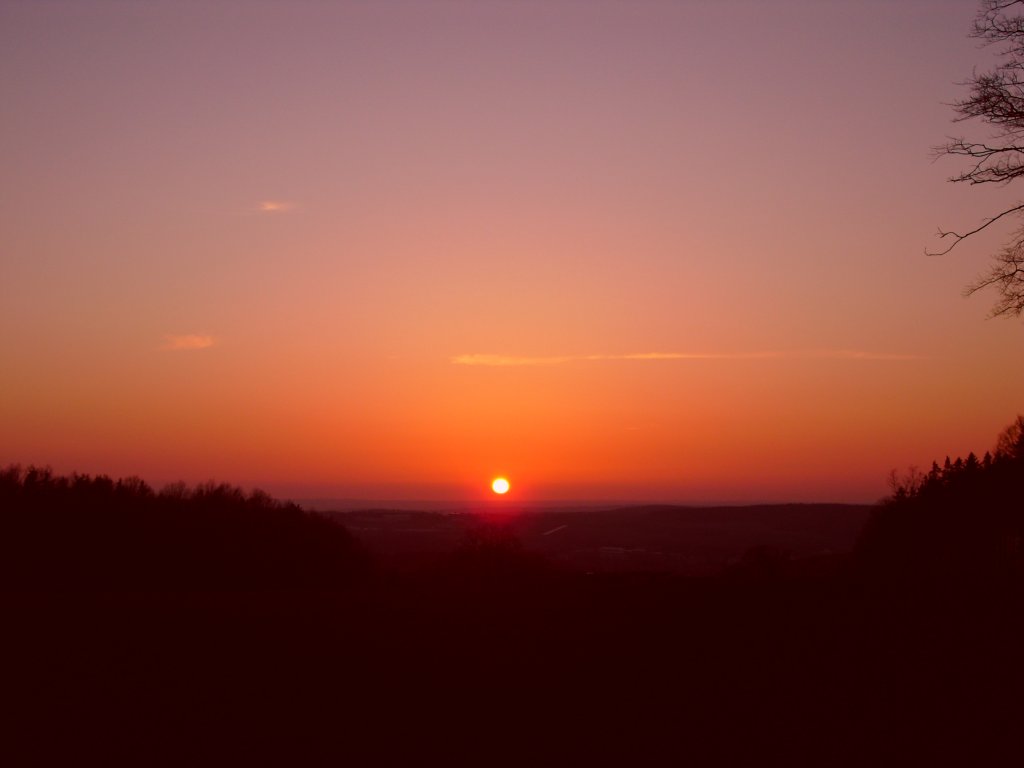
top-left (4, 466), bottom-right (1022, 765)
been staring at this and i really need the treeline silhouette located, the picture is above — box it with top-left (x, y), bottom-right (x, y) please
top-left (5, 420), bottom-right (1024, 764)
top-left (0, 466), bottom-right (367, 588)
top-left (858, 415), bottom-right (1024, 583)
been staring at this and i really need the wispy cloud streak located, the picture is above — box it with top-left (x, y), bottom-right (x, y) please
top-left (452, 350), bottom-right (921, 366)
top-left (162, 334), bottom-right (215, 351)
top-left (812, 350), bottom-right (921, 361)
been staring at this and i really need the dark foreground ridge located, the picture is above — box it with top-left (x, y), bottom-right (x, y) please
top-left (4, 420), bottom-right (1024, 765)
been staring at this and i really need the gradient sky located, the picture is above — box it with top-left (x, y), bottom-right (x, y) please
top-left (3, 0), bottom-right (1023, 504)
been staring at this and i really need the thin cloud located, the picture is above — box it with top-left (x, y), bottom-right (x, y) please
top-left (451, 352), bottom-right (740, 367)
top-left (810, 349), bottom-right (921, 361)
top-left (451, 354), bottom-right (577, 367)
top-left (258, 200), bottom-right (296, 213)
top-left (162, 334), bottom-right (215, 351)
top-left (451, 350), bottom-right (921, 366)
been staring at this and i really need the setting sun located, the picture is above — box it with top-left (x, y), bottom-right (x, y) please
top-left (491, 477), bottom-right (510, 495)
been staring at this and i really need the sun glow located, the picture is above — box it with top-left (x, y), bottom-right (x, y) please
top-left (491, 477), bottom-right (510, 495)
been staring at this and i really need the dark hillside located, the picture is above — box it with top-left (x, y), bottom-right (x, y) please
top-left (4, 427), bottom-right (1024, 765)
top-left (0, 466), bottom-right (368, 589)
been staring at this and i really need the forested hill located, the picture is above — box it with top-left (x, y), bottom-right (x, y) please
top-left (0, 466), bottom-right (367, 589)
top-left (857, 415), bottom-right (1024, 583)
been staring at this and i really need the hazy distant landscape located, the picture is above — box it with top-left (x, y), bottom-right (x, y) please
top-left (330, 503), bottom-right (873, 574)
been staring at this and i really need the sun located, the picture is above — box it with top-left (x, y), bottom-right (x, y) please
top-left (491, 477), bottom-right (510, 495)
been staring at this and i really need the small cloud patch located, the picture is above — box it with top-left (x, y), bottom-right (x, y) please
top-left (162, 334), bottom-right (215, 351)
top-left (258, 200), bottom-right (296, 213)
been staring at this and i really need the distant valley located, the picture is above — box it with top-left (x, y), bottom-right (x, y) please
top-left (327, 503), bottom-right (874, 574)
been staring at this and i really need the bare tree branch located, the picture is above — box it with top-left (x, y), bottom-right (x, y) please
top-left (964, 225), bottom-right (1024, 316)
top-left (927, 202), bottom-right (1024, 256)
top-left (932, 0), bottom-right (1024, 316)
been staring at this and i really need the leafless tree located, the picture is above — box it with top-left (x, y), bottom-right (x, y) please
top-left (931, 0), bottom-right (1024, 317)
top-left (994, 413), bottom-right (1024, 459)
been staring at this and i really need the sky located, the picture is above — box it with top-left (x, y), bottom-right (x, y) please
top-left (2, 0), bottom-right (1023, 504)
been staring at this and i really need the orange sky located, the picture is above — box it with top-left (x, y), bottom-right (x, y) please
top-left (2, 1), bottom-right (1023, 503)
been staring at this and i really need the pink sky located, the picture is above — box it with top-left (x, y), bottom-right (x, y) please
top-left (2, 0), bottom-right (1022, 503)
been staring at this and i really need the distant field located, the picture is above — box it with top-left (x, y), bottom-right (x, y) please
top-left (327, 504), bottom-right (875, 574)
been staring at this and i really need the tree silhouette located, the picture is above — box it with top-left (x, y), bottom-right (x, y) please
top-left (0, 466), bottom-right (369, 588)
top-left (930, 0), bottom-right (1024, 317)
top-left (995, 413), bottom-right (1024, 458)
top-left (859, 415), bottom-right (1024, 580)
